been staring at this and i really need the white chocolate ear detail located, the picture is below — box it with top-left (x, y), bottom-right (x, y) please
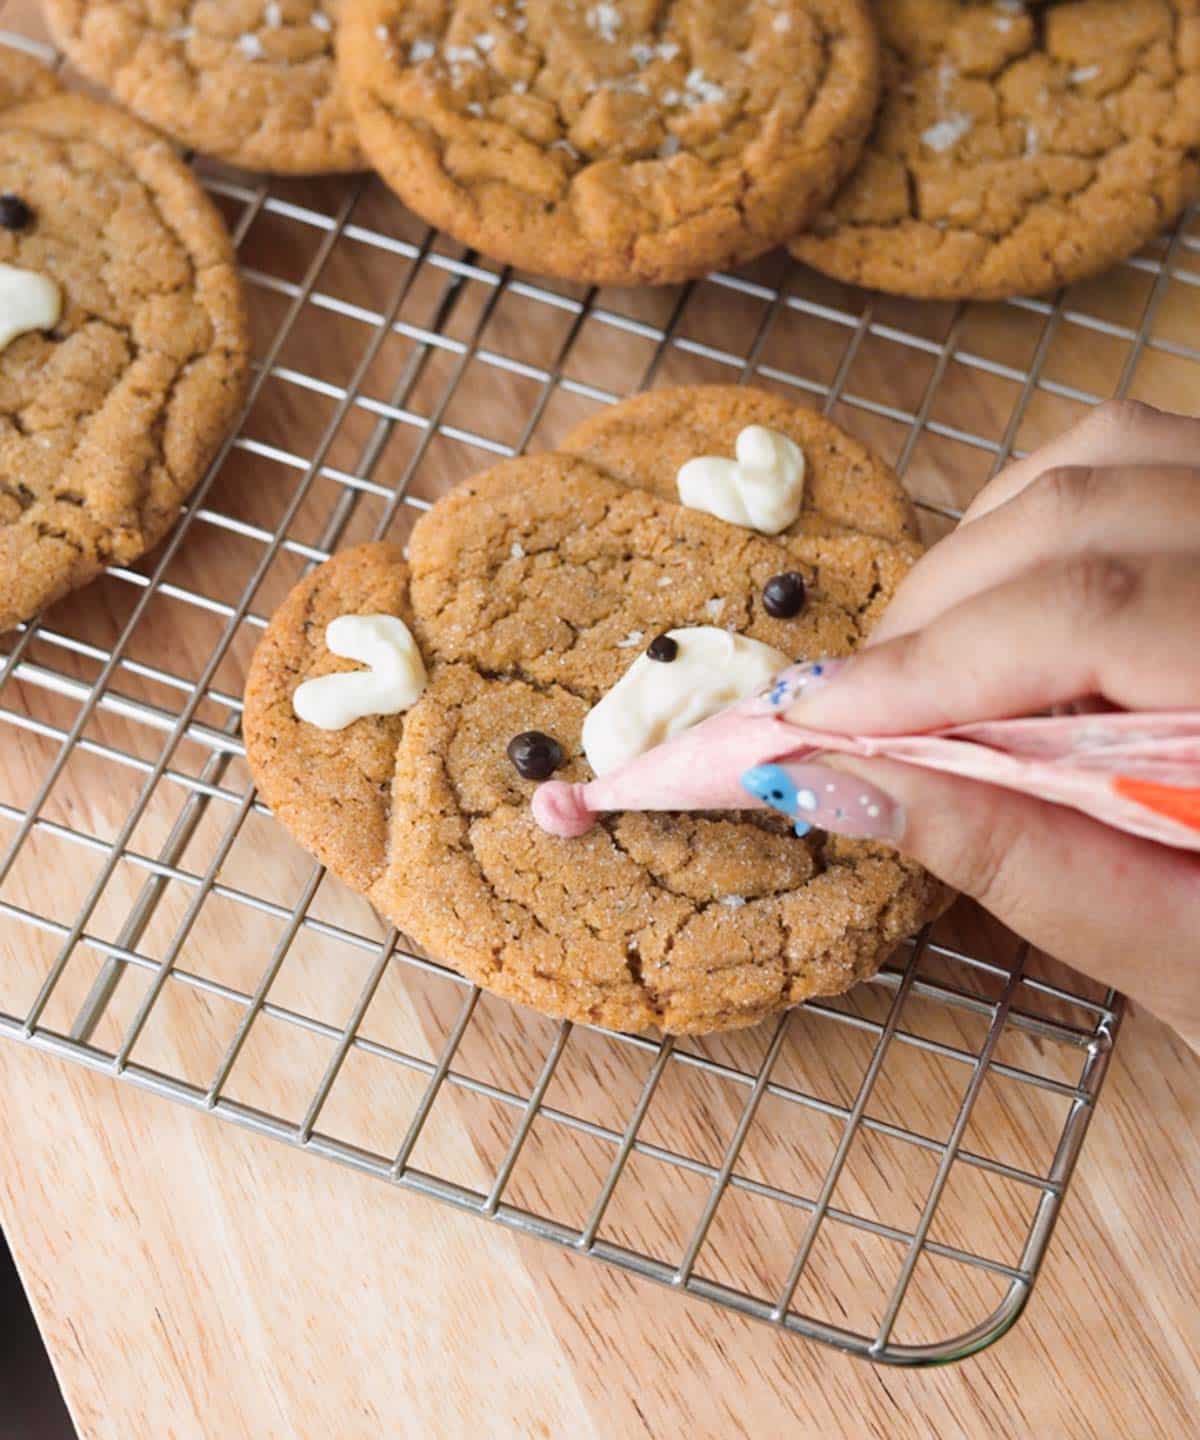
top-left (0, 259), bottom-right (61, 351)
top-left (292, 614), bottom-right (427, 731)
top-left (582, 626), bottom-right (790, 776)
top-left (0, 262), bottom-right (62, 354)
top-left (676, 425), bottom-right (805, 535)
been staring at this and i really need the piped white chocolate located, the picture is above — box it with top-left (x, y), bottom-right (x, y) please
top-left (676, 425), bottom-right (805, 535)
top-left (0, 262), bottom-right (61, 354)
top-left (581, 626), bottom-right (790, 776)
top-left (292, 614), bottom-right (426, 731)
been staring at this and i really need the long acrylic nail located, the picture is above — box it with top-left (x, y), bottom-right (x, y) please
top-left (758, 658), bottom-right (847, 712)
top-left (741, 761), bottom-right (904, 842)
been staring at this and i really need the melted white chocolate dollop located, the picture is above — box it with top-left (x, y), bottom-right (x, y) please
top-left (292, 613), bottom-right (426, 731)
top-left (582, 626), bottom-right (790, 776)
top-left (676, 425), bottom-right (805, 534)
top-left (0, 262), bottom-right (61, 354)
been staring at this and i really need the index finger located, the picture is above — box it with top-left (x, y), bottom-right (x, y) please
top-left (869, 462), bottom-right (1200, 645)
top-left (961, 400), bottom-right (1200, 523)
top-left (787, 552), bottom-right (1200, 735)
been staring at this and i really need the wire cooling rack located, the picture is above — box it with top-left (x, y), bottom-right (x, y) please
top-left (7, 23), bottom-right (1196, 1368)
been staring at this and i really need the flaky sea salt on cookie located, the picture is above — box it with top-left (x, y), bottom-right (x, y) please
top-left (338, 0), bottom-right (881, 284)
top-left (44, 0), bottom-right (361, 173)
top-left (791, 0), bottom-right (1200, 300)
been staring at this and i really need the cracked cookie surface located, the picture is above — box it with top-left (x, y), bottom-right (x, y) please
top-left (44, 0), bottom-right (361, 173)
top-left (0, 90), bottom-right (249, 631)
top-left (338, 0), bottom-right (880, 284)
top-left (0, 49), bottom-right (60, 110)
top-left (244, 418), bottom-right (947, 1035)
top-left (791, 0), bottom-right (1200, 300)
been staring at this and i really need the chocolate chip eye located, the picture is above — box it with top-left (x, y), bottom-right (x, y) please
top-left (762, 571), bottom-right (807, 619)
top-left (0, 193), bottom-right (34, 231)
top-left (646, 633), bottom-right (678, 662)
top-left (506, 730), bottom-right (565, 781)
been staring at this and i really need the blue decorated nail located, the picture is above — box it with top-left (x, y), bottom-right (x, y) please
top-left (741, 761), bottom-right (903, 843)
top-left (741, 764), bottom-right (820, 836)
top-left (758, 658), bottom-right (846, 713)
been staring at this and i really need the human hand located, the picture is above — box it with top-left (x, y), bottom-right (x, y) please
top-left (761, 401), bottom-right (1200, 1048)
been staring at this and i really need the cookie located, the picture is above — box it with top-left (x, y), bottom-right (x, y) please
top-left (388, 458), bottom-right (946, 1033)
top-left (790, 0), bottom-right (1200, 300)
top-left (242, 542), bottom-right (413, 893)
top-left (44, 0), bottom-right (361, 174)
top-left (562, 384), bottom-right (918, 545)
top-left (0, 49), bottom-right (60, 111)
top-left (338, 0), bottom-right (881, 285)
top-left (0, 92), bottom-right (249, 632)
top-left (245, 420), bottom-right (948, 1035)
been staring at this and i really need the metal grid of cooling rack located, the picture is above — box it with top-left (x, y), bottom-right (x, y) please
top-left (5, 25), bottom-right (1190, 1367)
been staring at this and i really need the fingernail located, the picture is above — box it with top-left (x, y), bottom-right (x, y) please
top-left (741, 761), bottom-right (904, 842)
top-left (758, 658), bottom-right (846, 712)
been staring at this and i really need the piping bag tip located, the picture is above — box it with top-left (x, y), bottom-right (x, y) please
top-left (531, 700), bottom-right (804, 838)
top-left (529, 661), bottom-right (838, 837)
top-left (527, 670), bottom-right (1200, 853)
top-left (531, 780), bottom-right (597, 839)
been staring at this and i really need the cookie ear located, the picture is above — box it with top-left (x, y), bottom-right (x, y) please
top-left (243, 541), bottom-right (414, 894)
top-left (560, 384), bottom-right (918, 544)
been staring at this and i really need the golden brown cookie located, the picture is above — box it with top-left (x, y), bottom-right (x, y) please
top-left (44, 0), bottom-right (361, 174)
top-left (242, 542), bottom-right (413, 895)
top-left (387, 456), bottom-right (946, 1033)
top-left (0, 49), bottom-right (60, 110)
top-left (244, 408), bottom-right (949, 1035)
top-left (338, 0), bottom-right (881, 284)
top-left (0, 92), bottom-right (249, 632)
top-left (562, 384), bottom-right (919, 545)
top-left (790, 0), bottom-right (1200, 300)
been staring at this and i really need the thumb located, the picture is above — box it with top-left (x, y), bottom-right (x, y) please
top-left (746, 754), bottom-right (1200, 1045)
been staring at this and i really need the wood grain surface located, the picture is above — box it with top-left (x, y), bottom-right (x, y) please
top-left (0, 3), bottom-right (1198, 1435)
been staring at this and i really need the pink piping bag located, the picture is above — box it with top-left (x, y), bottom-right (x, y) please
top-left (531, 664), bottom-right (1200, 851)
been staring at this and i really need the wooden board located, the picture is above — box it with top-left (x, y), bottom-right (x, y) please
top-left (0, 2), bottom-right (1198, 1434)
